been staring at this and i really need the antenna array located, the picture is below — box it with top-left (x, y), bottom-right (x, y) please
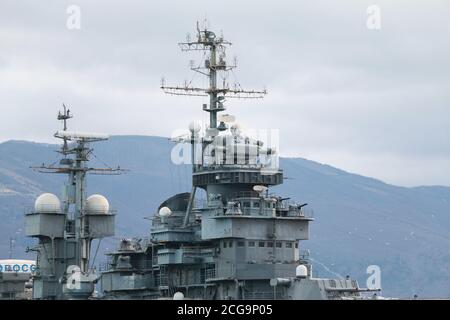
top-left (161, 21), bottom-right (267, 129)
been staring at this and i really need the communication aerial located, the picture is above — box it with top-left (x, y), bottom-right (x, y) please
top-left (161, 21), bottom-right (267, 130)
top-left (26, 105), bottom-right (127, 299)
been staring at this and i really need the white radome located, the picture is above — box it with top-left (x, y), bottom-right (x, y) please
top-left (159, 206), bottom-right (172, 217)
top-left (34, 193), bottom-right (61, 213)
top-left (253, 185), bottom-right (268, 193)
top-left (296, 265), bottom-right (308, 278)
top-left (188, 121), bottom-right (202, 133)
top-left (86, 194), bottom-right (110, 214)
top-left (230, 123), bottom-right (242, 131)
top-left (173, 292), bottom-right (184, 300)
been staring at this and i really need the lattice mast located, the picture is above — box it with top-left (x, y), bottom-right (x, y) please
top-left (161, 21), bottom-right (267, 130)
top-left (31, 106), bottom-right (124, 273)
top-left (161, 22), bottom-right (268, 228)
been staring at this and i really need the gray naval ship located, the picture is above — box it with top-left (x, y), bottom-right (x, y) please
top-left (98, 23), bottom-right (375, 300)
top-left (25, 23), bottom-right (378, 300)
top-left (24, 105), bottom-right (124, 299)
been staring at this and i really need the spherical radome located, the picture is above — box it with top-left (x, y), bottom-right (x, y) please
top-left (188, 121), bottom-right (202, 133)
top-left (0, 259), bottom-right (36, 273)
top-left (34, 193), bottom-right (61, 213)
top-left (296, 265), bottom-right (308, 278)
top-left (173, 292), bottom-right (184, 300)
top-left (159, 206), bottom-right (172, 217)
top-left (253, 185), bottom-right (268, 193)
top-left (86, 194), bottom-right (110, 214)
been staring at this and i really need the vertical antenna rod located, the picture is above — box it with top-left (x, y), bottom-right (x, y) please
top-left (161, 21), bottom-right (267, 130)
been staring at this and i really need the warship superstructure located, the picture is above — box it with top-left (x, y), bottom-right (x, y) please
top-left (98, 23), bottom-right (367, 300)
top-left (25, 106), bottom-right (123, 299)
top-left (0, 259), bottom-right (34, 299)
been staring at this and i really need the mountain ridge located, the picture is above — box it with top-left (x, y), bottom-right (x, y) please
top-left (1, 135), bottom-right (450, 298)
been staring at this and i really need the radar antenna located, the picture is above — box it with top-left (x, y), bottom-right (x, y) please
top-left (26, 106), bottom-right (126, 299)
top-left (161, 21), bottom-right (267, 129)
top-left (31, 106), bottom-right (126, 176)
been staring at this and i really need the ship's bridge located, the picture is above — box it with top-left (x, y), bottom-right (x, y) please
top-left (193, 165), bottom-right (283, 188)
top-left (201, 190), bottom-right (312, 241)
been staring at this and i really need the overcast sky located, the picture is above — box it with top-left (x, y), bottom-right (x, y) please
top-left (0, 0), bottom-right (449, 187)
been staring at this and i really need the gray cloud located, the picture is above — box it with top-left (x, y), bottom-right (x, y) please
top-left (0, 0), bottom-right (449, 186)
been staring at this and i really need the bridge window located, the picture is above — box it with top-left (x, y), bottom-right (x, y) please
top-left (258, 241), bottom-right (265, 247)
top-left (223, 242), bottom-right (227, 248)
top-left (267, 242), bottom-right (274, 248)
top-left (237, 241), bottom-right (245, 247)
top-left (295, 242), bottom-right (299, 249)
top-left (253, 202), bottom-right (260, 208)
top-left (248, 241), bottom-right (255, 247)
top-left (276, 242), bottom-right (282, 248)
top-left (229, 241), bottom-right (233, 248)
top-left (286, 242), bottom-right (293, 248)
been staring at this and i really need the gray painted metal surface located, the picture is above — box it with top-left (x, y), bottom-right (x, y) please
top-left (97, 23), bottom-right (370, 300)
